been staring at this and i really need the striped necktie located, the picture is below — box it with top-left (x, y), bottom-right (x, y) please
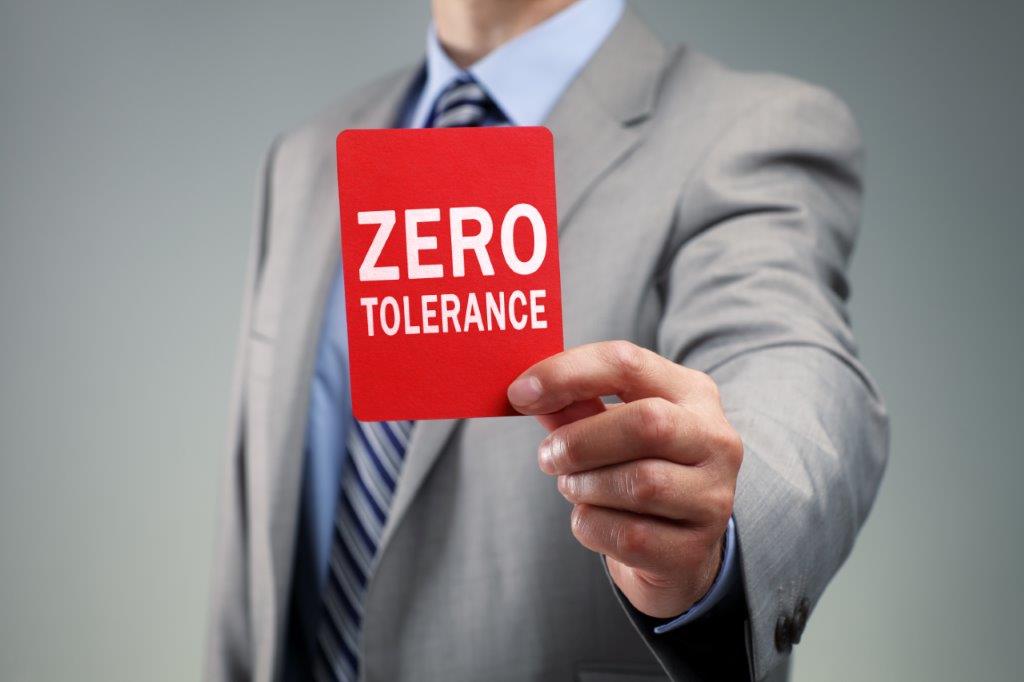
top-left (430, 74), bottom-right (508, 127)
top-left (314, 75), bottom-right (508, 682)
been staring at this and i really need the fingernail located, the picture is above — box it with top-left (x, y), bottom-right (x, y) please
top-left (538, 435), bottom-right (558, 474)
top-left (508, 375), bottom-right (543, 407)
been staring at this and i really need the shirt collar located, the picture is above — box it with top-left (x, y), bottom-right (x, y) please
top-left (409, 0), bottom-right (625, 128)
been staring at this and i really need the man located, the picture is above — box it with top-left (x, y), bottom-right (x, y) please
top-left (205, 0), bottom-right (889, 680)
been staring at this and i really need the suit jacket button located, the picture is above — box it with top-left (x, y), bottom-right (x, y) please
top-left (792, 598), bottom-right (810, 643)
top-left (775, 615), bottom-right (793, 653)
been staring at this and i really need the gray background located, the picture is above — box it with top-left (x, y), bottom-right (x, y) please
top-left (1, 0), bottom-right (1021, 679)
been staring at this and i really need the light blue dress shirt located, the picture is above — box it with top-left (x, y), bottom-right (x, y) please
top-left (289, 0), bottom-right (737, 665)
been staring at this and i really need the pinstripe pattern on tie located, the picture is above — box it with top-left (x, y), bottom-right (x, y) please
top-left (314, 75), bottom-right (507, 682)
top-left (314, 419), bottom-right (413, 682)
top-left (429, 75), bottom-right (509, 128)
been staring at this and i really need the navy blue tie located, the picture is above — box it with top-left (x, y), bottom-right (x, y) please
top-left (429, 74), bottom-right (509, 128)
top-left (314, 75), bottom-right (508, 682)
top-left (314, 419), bottom-right (413, 681)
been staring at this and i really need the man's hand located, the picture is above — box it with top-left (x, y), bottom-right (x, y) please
top-left (507, 341), bottom-right (743, 619)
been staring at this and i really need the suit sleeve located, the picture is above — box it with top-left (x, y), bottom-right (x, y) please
top-left (204, 140), bottom-right (278, 682)
top-left (636, 84), bottom-right (890, 680)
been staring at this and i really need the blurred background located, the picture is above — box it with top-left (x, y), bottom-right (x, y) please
top-left (1, 0), bottom-right (1021, 680)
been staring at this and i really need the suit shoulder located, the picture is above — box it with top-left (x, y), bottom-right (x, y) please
top-left (659, 46), bottom-right (858, 138)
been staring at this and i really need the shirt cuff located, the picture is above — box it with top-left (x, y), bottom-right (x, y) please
top-left (652, 516), bottom-right (737, 634)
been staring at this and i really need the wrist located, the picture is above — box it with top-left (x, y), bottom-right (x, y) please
top-left (653, 517), bottom-right (737, 633)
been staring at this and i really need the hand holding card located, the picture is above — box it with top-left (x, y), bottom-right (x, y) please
top-left (336, 127), bottom-right (564, 421)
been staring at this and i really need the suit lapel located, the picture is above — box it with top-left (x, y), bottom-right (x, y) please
top-left (371, 6), bottom-right (670, 567)
top-left (377, 418), bottom-right (463, 552)
top-left (259, 66), bottom-right (422, 678)
top-left (549, 6), bottom-right (668, 229)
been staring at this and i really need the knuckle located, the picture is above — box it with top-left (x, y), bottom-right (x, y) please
top-left (628, 460), bottom-right (665, 506)
top-left (725, 429), bottom-right (745, 465)
top-left (543, 364), bottom-right (571, 399)
top-left (634, 397), bottom-right (678, 445)
top-left (570, 504), bottom-right (590, 540)
top-left (617, 520), bottom-right (650, 560)
top-left (606, 340), bottom-right (646, 377)
top-left (705, 487), bottom-right (735, 523)
top-left (692, 370), bottom-right (720, 399)
top-left (534, 354), bottom-right (575, 402)
top-left (711, 424), bottom-right (744, 467)
top-left (557, 473), bottom-right (579, 500)
top-left (558, 431), bottom-right (585, 469)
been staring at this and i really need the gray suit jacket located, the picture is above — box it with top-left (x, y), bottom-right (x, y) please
top-left (205, 7), bottom-right (888, 682)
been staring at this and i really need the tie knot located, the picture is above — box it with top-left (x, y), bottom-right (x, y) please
top-left (429, 75), bottom-right (507, 128)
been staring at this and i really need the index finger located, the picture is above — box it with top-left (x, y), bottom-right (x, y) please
top-left (507, 341), bottom-right (695, 415)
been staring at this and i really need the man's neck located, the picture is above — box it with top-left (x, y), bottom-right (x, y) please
top-left (431, 0), bottom-right (577, 68)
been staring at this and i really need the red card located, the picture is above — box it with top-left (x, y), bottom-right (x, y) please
top-left (335, 127), bottom-right (563, 421)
